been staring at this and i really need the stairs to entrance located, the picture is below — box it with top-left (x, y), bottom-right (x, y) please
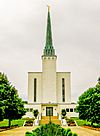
top-left (40, 116), bottom-right (61, 125)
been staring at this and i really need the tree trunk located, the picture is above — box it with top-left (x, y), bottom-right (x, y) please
top-left (9, 119), bottom-right (11, 128)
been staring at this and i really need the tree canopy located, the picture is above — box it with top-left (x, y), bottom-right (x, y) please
top-left (76, 78), bottom-right (100, 125)
top-left (0, 72), bottom-right (26, 127)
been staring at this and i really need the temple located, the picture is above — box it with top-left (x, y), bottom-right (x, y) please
top-left (24, 7), bottom-right (78, 122)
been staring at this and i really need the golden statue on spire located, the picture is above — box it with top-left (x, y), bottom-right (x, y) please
top-left (47, 5), bottom-right (50, 12)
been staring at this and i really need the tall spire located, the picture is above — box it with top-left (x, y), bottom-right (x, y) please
top-left (43, 6), bottom-right (55, 56)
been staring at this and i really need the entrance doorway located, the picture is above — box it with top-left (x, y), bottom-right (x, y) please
top-left (46, 107), bottom-right (53, 116)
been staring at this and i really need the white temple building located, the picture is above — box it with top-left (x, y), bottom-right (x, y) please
top-left (25, 7), bottom-right (78, 120)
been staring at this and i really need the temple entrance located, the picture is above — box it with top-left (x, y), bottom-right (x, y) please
top-left (46, 107), bottom-right (53, 116)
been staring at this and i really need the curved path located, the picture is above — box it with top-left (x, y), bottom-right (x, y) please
top-left (63, 126), bottom-right (100, 136)
top-left (0, 126), bottom-right (37, 136)
top-left (0, 126), bottom-right (100, 136)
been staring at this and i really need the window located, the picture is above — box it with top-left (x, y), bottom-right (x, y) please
top-left (66, 108), bottom-right (69, 112)
top-left (62, 78), bottom-right (65, 102)
top-left (70, 108), bottom-right (73, 112)
top-left (34, 78), bottom-right (37, 102)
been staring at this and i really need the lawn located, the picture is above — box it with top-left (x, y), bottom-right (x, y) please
top-left (0, 119), bottom-right (25, 127)
top-left (71, 117), bottom-right (91, 126)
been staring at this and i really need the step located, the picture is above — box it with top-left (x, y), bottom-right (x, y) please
top-left (40, 118), bottom-right (61, 125)
top-left (42, 116), bottom-right (58, 119)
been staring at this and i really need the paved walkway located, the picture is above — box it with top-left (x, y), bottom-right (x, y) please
top-left (0, 126), bottom-right (37, 136)
top-left (63, 126), bottom-right (100, 136)
top-left (0, 126), bottom-right (100, 136)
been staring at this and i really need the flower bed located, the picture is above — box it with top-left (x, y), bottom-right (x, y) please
top-left (24, 120), bottom-right (34, 126)
top-left (66, 118), bottom-right (76, 126)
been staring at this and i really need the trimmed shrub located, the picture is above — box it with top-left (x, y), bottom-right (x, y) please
top-left (25, 131), bottom-right (33, 136)
top-left (25, 123), bottom-right (78, 136)
top-left (93, 123), bottom-right (100, 128)
top-left (66, 128), bottom-right (71, 134)
top-left (26, 120), bottom-right (33, 123)
top-left (73, 133), bottom-right (78, 136)
top-left (67, 131), bottom-right (73, 136)
top-left (68, 119), bottom-right (74, 123)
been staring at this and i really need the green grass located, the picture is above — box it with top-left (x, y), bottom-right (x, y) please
top-left (0, 119), bottom-right (25, 127)
top-left (71, 117), bottom-right (91, 126)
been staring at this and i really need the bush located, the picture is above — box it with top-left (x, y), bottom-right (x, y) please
top-left (25, 131), bottom-right (33, 136)
top-left (24, 120), bottom-right (34, 126)
top-left (33, 109), bottom-right (39, 119)
top-left (25, 120), bottom-right (33, 123)
top-left (69, 119), bottom-right (74, 123)
top-left (61, 109), bottom-right (66, 118)
top-left (84, 122), bottom-right (91, 126)
top-left (66, 128), bottom-right (71, 133)
top-left (73, 133), bottom-right (78, 136)
top-left (25, 123), bottom-right (78, 136)
top-left (67, 131), bottom-right (73, 136)
top-left (93, 123), bottom-right (100, 128)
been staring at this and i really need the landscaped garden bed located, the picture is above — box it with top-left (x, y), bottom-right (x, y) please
top-left (71, 117), bottom-right (100, 131)
top-left (64, 117), bottom-right (76, 126)
top-left (24, 120), bottom-right (34, 126)
top-left (25, 123), bottom-right (78, 136)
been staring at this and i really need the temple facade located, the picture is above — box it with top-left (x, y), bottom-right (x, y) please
top-left (25, 7), bottom-right (78, 119)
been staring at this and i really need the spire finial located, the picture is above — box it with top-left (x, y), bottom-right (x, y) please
top-left (47, 5), bottom-right (50, 12)
top-left (43, 5), bottom-right (55, 56)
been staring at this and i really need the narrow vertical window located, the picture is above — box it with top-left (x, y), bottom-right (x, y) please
top-left (34, 78), bottom-right (37, 102)
top-left (62, 78), bottom-right (65, 102)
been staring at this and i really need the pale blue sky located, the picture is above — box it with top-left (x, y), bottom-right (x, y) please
top-left (0, 0), bottom-right (100, 102)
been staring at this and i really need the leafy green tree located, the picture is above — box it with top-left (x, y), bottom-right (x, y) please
top-left (0, 72), bottom-right (26, 127)
top-left (0, 73), bottom-right (9, 121)
top-left (76, 78), bottom-right (100, 125)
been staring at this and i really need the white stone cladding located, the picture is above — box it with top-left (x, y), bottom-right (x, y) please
top-left (26, 61), bottom-right (79, 118)
top-left (28, 71), bottom-right (71, 104)
top-left (56, 72), bottom-right (71, 103)
top-left (23, 104), bottom-right (42, 119)
top-left (28, 72), bottom-right (42, 103)
top-left (58, 104), bottom-right (79, 118)
top-left (42, 56), bottom-right (57, 103)
top-left (42, 105), bottom-right (58, 116)
top-left (24, 8), bottom-right (79, 119)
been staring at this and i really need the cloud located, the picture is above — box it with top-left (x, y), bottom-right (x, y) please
top-left (0, 0), bottom-right (100, 101)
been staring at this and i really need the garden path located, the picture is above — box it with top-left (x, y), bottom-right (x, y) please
top-left (0, 126), bottom-right (37, 136)
top-left (63, 126), bottom-right (100, 136)
top-left (0, 126), bottom-right (100, 136)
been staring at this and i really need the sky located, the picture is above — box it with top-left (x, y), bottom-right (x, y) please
top-left (0, 0), bottom-right (100, 102)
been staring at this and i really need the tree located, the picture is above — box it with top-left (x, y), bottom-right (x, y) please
top-left (61, 109), bottom-right (66, 118)
top-left (0, 72), bottom-right (26, 127)
top-left (76, 78), bottom-right (100, 125)
top-left (0, 73), bottom-right (9, 121)
top-left (33, 109), bottom-right (39, 119)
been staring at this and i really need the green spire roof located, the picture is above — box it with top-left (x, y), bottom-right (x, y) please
top-left (43, 6), bottom-right (55, 56)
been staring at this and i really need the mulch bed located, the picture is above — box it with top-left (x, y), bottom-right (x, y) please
top-left (67, 123), bottom-right (76, 126)
top-left (24, 123), bottom-right (33, 126)
top-left (82, 126), bottom-right (100, 131)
